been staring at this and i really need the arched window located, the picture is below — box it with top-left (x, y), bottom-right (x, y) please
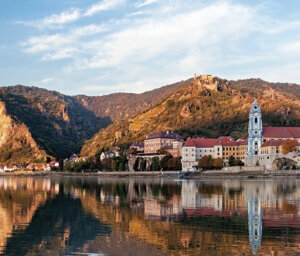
top-left (254, 117), bottom-right (258, 124)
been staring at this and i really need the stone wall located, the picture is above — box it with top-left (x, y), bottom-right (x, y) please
top-left (127, 154), bottom-right (166, 172)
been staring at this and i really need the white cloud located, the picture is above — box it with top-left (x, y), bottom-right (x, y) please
top-left (76, 2), bottom-right (255, 69)
top-left (135, 0), bottom-right (159, 8)
top-left (23, 24), bottom-right (106, 58)
top-left (17, 0), bottom-right (123, 29)
top-left (36, 77), bottom-right (56, 85)
top-left (84, 0), bottom-right (125, 16)
top-left (18, 9), bottom-right (81, 29)
top-left (19, 0), bottom-right (300, 94)
top-left (42, 9), bottom-right (80, 26)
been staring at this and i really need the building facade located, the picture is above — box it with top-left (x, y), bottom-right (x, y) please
top-left (246, 100), bottom-right (300, 167)
top-left (144, 131), bottom-right (182, 155)
top-left (181, 137), bottom-right (247, 170)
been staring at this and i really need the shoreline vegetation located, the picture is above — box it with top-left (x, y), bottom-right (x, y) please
top-left (0, 170), bottom-right (299, 178)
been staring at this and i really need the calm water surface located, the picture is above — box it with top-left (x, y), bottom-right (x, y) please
top-left (0, 176), bottom-right (299, 256)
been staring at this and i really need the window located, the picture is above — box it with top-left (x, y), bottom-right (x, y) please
top-left (254, 117), bottom-right (258, 124)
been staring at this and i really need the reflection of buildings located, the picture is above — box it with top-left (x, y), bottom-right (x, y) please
top-left (248, 198), bottom-right (262, 255)
top-left (144, 195), bottom-right (182, 221)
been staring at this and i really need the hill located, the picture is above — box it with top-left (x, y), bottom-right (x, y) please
top-left (80, 76), bottom-right (300, 157)
top-left (0, 80), bottom-right (189, 163)
top-left (74, 78), bottom-right (192, 121)
top-left (0, 86), bottom-right (111, 163)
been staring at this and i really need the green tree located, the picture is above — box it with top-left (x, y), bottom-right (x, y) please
top-left (228, 155), bottom-right (235, 166)
top-left (213, 157), bottom-right (223, 170)
top-left (59, 158), bottom-right (64, 171)
top-left (167, 157), bottom-right (182, 170)
top-left (141, 159), bottom-right (147, 171)
top-left (235, 159), bottom-right (244, 166)
top-left (152, 157), bottom-right (160, 171)
top-left (134, 157), bottom-right (140, 171)
top-left (198, 155), bottom-right (214, 170)
top-left (160, 155), bottom-right (172, 170)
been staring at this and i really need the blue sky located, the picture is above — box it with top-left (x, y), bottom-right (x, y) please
top-left (1, 0), bottom-right (300, 96)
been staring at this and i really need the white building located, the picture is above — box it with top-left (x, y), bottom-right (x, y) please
top-left (181, 138), bottom-right (220, 170)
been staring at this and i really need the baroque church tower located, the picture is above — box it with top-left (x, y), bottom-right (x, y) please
top-left (247, 100), bottom-right (262, 156)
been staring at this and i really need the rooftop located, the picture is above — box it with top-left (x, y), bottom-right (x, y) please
top-left (145, 131), bottom-right (182, 141)
top-left (263, 127), bottom-right (300, 138)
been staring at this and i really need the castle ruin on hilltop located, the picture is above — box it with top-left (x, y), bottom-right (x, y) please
top-left (193, 73), bottom-right (220, 91)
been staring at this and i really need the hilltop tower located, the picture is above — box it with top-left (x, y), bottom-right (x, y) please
top-left (247, 100), bottom-right (262, 156)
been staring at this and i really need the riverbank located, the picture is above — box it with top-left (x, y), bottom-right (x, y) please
top-left (0, 170), bottom-right (299, 178)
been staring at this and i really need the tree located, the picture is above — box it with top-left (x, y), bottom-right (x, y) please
top-left (282, 140), bottom-right (297, 154)
top-left (141, 159), bottom-right (147, 171)
top-left (133, 157), bottom-right (140, 171)
top-left (167, 157), bottom-right (182, 170)
top-left (228, 156), bottom-right (235, 166)
top-left (152, 157), bottom-right (160, 171)
top-left (198, 155), bottom-right (214, 170)
top-left (235, 159), bottom-right (244, 166)
top-left (213, 158), bottom-right (223, 170)
top-left (59, 158), bottom-right (64, 171)
top-left (160, 155), bottom-right (172, 170)
top-left (101, 158), bottom-right (115, 171)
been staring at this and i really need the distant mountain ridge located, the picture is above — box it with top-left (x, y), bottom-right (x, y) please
top-left (80, 76), bottom-right (300, 157)
top-left (0, 79), bottom-right (191, 163)
top-left (74, 78), bottom-right (193, 121)
top-left (0, 76), bottom-right (300, 163)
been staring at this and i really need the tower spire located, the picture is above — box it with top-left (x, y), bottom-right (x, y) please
top-left (247, 99), bottom-right (262, 156)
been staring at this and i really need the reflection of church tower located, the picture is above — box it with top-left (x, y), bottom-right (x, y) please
top-left (247, 100), bottom-right (262, 156)
top-left (248, 198), bottom-right (262, 255)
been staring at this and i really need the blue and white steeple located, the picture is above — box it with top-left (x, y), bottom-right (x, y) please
top-left (247, 99), bottom-right (262, 156)
top-left (248, 197), bottom-right (262, 255)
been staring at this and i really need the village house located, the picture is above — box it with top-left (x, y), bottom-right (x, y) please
top-left (129, 142), bottom-right (144, 152)
top-left (144, 131), bottom-right (183, 157)
top-left (27, 163), bottom-right (51, 171)
top-left (4, 165), bottom-right (17, 172)
top-left (49, 161), bottom-right (59, 168)
top-left (69, 154), bottom-right (79, 162)
top-left (181, 137), bottom-right (247, 170)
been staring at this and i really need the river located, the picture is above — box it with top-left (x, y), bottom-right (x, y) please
top-left (0, 176), bottom-right (299, 255)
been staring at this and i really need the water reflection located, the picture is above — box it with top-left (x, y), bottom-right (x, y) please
top-left (0, 177), bottom-right (298, 255)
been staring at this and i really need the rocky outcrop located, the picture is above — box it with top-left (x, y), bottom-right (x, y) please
top-left (0, 101), bottom-right (47, 164)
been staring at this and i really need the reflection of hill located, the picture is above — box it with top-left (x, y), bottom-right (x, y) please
top-left (0, 189), bottom-right (47, 253)
top-left (2, 194), bottom-right (111, 256)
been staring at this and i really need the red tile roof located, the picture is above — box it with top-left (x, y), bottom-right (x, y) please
top-left (263, 127), bottom-right (300, 138)
top-left (261, 140), bottom-right (283, 147)
top-left (184, 138), bottom-right (219, 148)
top-left (261, 139), bottom-right (300, 147)
top-left (184, 137), bottom-right (248, 148)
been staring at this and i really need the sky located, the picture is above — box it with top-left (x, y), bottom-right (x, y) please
top-left (1, 0), bottom-right (300, 96)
